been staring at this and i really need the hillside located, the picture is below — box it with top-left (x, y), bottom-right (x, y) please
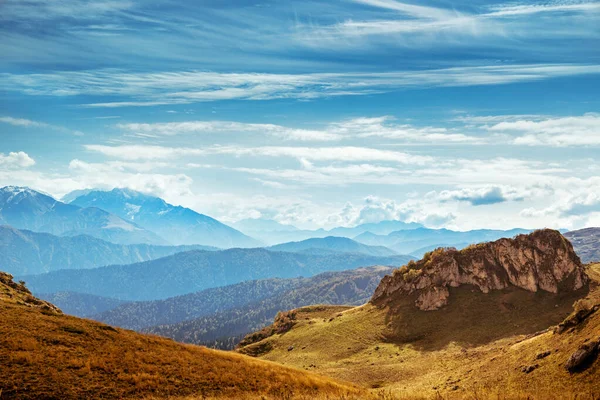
top-left (0, 225), bottom-right (216, 275)
top-left (37, 292), bottom-right (129, 317)
top-left (132, 266), bottom-right (393, 349)
top-left (269, 236), bottom-right (398, 257)
top-left (238, 231), bottom-right (600, 398)
top-left (565, 227), bottom-right (600, 263)
top-left (0, 186), bottom-right (165, 245)
top-left (354, 227), bottom-right (530, 255)
top-left (69, 188), bottom-right (260, 248)
top-left (21, 248), bottom-right (412, 301)
top-left (0, 271), bottom-right (367, 400)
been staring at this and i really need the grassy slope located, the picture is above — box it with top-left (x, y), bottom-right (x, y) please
top-left (239, 264), bottom-right (600, 399)
top-left (0, 273), bottom-right (369, 400)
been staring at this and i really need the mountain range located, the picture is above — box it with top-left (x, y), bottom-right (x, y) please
top-left (354, 227), bottom-right (531, 256)
top-left (0, 186), bottom-right (165, 245)
top-left (69, 188), bottom-right (260, 248)
top-left (41, 266), bottom-right (392, 349)
top-left (141, 266), bottom-right (393, 349)
top-left (20, 248), bottom-right (412, 301)
top-left (268, 236), bottom-right (398, 257)
top-left (232, 218), bottom-right (423, 245)
top-left (0, 225), bottom-right (216, 275)
top-left (565, 227), bottom-right (600, 263)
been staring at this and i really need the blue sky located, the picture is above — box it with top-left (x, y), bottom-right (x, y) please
top-left (1, 0), bottom-right (599, 230)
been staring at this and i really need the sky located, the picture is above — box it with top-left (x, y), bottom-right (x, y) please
top-left (1, 0), bottom-right (600, 231)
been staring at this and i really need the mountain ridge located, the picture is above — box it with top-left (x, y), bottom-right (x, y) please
top-left (0, 225), bottom-right (217, 275)
top-left (0, 186), bottom-right (165, 245)
top-left (69, 188), bottom-right (260, 248)
top-left (268, 236), bottom-right (398, 257)
top-left (20, 248), bottom-right (413, 301)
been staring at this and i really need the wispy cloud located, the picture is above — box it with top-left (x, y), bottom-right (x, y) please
top-left (486, 2), bottom-right (600, 17)
top-left (85, 143), bottom-right (434, 164)
top-left (116, 121), bottom-right (342, 141)
top-left (115, 116), bottom-right (481, 143)
top-left (484, 113), bottom-right (600, 146)
top-left (3, 64), bottom-right (599, 107)
top-left (0, 116), bottom-right (48, 128)
top-left (0, 116), bottom-right (83, 136)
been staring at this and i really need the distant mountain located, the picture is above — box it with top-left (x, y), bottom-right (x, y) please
top-left (565, 227), bottom-right (600, 263)
top-left (354, 227), bottom-right (530, 254)
top-left (269, 236), bottom-right (398, 257)
top-left (0, 186), bottom-right (165, 245)
top-left (232, 218), bottom-right (299, 234)
top-left (0, 225), bottom-right (216, 275)
top-left (94, 278), bottom-right (302, 330)
top-left (37, 291), bottom-right (129, 317)
top-left (68, 188), bottom-right (260, 248)
top-left (237, 219), bottom-right (424, 245)
top-left (139, 266), bottom-right (394, 349)
top-left (21, 248), bottom-right (413, 301)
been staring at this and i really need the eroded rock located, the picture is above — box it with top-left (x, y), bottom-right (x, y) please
top-left (371, 230), bottom-right (588, 311)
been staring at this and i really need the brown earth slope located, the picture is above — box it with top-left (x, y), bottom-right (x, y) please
top-left (0, 272), bottom-right (369, 400)
top-left (238, 230), bottom-right (600, 399)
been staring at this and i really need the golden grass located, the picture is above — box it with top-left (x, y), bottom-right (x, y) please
top-left (240, 268), bottom-right (600, 399)
top-left (0, 286), bottom-right (371, 399)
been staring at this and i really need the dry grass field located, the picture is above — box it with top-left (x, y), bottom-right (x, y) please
top-left (0, 272), bottom-right (371, 400)
top-left (239, 264), bottom-right (600, 399)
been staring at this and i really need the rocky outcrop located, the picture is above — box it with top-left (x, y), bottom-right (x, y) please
top-left (0, 271), bottom-right (62, 314)
top-left (371, 229), bottom-right (588, 311)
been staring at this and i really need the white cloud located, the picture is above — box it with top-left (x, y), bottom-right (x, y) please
top-left (0, 116), bottom-right (48, 128)
top-left (0, 151), bottom-right (36, 168)
top-left (433, 186), bottom-right (545, 206)
top-left (84, 144), bottom-right (206, 160)
top-left (1, 0), bottom-right (135, 21)
top-left (351, 0), bottom-right (456, 19)
top-left (116, 121), bottom-right (342, 141)
top-left (115, 116), bottom-right (482, 143)
top-left (486, 2), bottom-right (600, 17)
top-left (483, 113), bottom-right (600, 147)
top-left (0, 115), bottom-right (83, 136)
top-left (85, 144), bottom-right (434, 164)
top-left (3, 65), bottom-right (599, 107)
top-left (328, 195), bottom-right (456, 228)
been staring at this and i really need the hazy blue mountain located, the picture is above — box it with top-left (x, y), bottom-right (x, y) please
top-left (21, 248), bottom-right (413, 301)
top-left (232, 218), bottom-right (299, 233)
top-left (141, 266), bottom-right (394, 349)
top-left (37, 291), bottom-right (129, 317)
top-left (94, 278), bottom-right (303, 330)
top-left (269, 236), bottom-right (398, 257)
top-left (354, 227), bottom-right (530, 254)
top-left (0, 225), bottom-right (216, 275)
top-left (565, 227), bottom-right (600, 263)
top-left (328, 220), bottom-right (423, 237)
top-left (0, 186), bottom-right (165, 245)
top-left (68, 188), bottom-right (261, 248)
top-left (238, 219), bottom-right (424, 245)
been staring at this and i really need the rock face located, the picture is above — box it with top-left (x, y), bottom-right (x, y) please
top-left (371, 229), bottom-right (588, 311)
